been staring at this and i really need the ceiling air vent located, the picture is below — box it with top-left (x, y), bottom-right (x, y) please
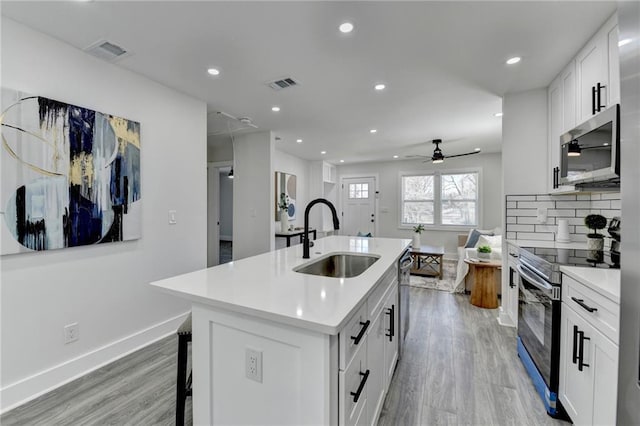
top-left (267, 77), bottom-right (299, 91)
top-left (84, 39), bottom-right (131, 62)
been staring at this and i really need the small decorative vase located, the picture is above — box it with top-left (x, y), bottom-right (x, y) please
top-left (412, 233), bottom-right (421, 248)
top-left (280, 212), bottom-right (289, 233)
top-left (586, 236), bottom-right (604, 251)
top-left (477, 251), bottom-right (491, 261)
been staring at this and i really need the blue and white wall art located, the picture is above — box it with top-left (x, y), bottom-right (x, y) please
top-left (0, 88), bottom-right (141, 254)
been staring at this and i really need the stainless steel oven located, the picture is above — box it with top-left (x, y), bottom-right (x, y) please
top-left (397, 249), bottom-right (412, 358)
top-left (516, 251), bottom-right (563, 418)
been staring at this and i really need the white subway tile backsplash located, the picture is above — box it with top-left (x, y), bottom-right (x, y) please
top-left (505, 192), bottom-right (621, 243)
top-left (555, 201), bottom-right (592, 209)
top-left (548, 209), bottom-right (576, 217)
top-left (516, 232), bottom-right (555, 241)
top-left (518, 201), bottom-right (555, 209)
top-left (507, 224), bottom-right (535, 232)
top-left (507, 209), bottom-right (537, 216)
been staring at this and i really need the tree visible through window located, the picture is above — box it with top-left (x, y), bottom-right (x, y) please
top-left (349, 183), bottom-right (369, 199)
top-left (401, 172), bottom-right (478, 227)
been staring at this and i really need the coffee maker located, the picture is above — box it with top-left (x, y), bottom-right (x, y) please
top-left (608, 217), bottom-right (621, 267)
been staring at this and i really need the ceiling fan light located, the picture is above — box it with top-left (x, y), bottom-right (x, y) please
top-left (432, 158), bottom-right (444, 164)
top-left (567, 140), bottom-right (581, 157)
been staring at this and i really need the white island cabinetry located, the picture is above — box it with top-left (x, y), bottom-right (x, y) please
top-left (151, 236), bottom-right (409, 425)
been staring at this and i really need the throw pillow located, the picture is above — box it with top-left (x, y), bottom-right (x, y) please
top-left (477, 234), bottom-right (502, 249)
top-left (464, 228), bottom-right (495, 248)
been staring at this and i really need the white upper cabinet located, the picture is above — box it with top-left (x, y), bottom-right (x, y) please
top-left (576, 14), bottom-right (619, 123)
top-left (547, 13), bottom-right (619, 194)
top-left (548, 61), bottom-right (577, 193)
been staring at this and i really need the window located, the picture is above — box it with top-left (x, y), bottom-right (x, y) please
top-left (400, 171), bottom-right (479, 227)
top-left (349, 183), bottom-right (369, 199)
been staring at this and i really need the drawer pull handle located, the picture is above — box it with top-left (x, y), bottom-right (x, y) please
top-left (571, 297), bottom-right (598, 313)
top-left (350, 320), bottom-right (370, 345)
top-left (385, 304), bottom-right (395, 342)
top-left (350, 369), bottom-right (370, 403)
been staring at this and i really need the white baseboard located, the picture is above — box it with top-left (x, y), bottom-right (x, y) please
top-left (0, 311), bottom-right (189, 414)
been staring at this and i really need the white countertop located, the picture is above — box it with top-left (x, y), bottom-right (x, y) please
top-left (151, 236), bottom-right (411, 335)
top-left (560, 266), bottom-right (621, 303)
top-left (506, 239), bottom-right (588, 250)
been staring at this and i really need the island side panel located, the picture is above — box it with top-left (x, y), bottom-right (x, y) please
top-left (192, 303), bottom-right (333, 425)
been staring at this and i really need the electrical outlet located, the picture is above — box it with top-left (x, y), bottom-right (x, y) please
top-left (168, 210), bottom-right (177, 225)
top-left (245, 348), bottom-right (262, 383)
top-left (64, 323), bottom-right (79, 344)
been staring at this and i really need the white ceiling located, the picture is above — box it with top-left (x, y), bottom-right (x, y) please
top-left (2, 1), bottom-right (616, 164)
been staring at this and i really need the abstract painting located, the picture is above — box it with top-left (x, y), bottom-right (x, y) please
top-left (0, 88), bottom-right (141, 254)
top-left (275, 171), bottom-right (296, 221)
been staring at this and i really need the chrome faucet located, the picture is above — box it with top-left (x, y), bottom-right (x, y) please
top-left (303, 198), bottom-right (340, 259)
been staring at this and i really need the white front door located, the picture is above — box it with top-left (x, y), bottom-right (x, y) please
top-left (207, 164), bottom-right (220, 267)
top-left (341, 177), bottom-right (376, 236)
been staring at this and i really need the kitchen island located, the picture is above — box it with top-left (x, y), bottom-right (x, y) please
top-left (151, 235), bottom-right (410, 425)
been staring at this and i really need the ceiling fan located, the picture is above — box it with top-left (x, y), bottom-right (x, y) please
top-left (406, 139), bottom-right (481, 164)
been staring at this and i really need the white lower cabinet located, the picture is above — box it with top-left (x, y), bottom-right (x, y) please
top-left (339, 267), bottom-right (399, 426)
top-left (559, 275), bottom-right (619, 425)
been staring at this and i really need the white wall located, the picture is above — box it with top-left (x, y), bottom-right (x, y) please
top-left (502, 89), bottom-right (548, 195)
top-left (207, 135), bottom-right (233, 162)
top-left (336, 153), bottom-right (502, 255)
top-left (0, 19), bottom-right (207, 411)
top-left (232, 131), bottom-right (275, 259)
top-left (273, 150), bottom-right (311, 249)
top-left (219, 172), bottom-right (233, 240)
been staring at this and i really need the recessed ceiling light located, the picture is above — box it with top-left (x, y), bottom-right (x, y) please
top-left (370, 129), bottom-right (377, 134)
top-left (296, 139), bottom-right (303, 143)
top-left (474, 148), bottom-right (481, 151)
top-left (374, 84), bottom-right (386, 91)
top-left (339, 22), bottom-right (354, 33)
top-left (619, 38), bottom-right (632, 47)
top-left (340, 159), bottom-right (345, 163)
top-left (207, 68), bottom-right (220, 76)
top-left (494, 112), bottom-right (503, 117)
top-left (271, 106), bottom-right (281, 112)
top-left (393, 155), bottom-right (399, 159)
top-left (506, 57), bottom-right (521, 65)
top-left (321, 151), bottom-right (327, 155)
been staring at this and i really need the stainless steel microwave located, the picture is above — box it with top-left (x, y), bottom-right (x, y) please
top-left (559, 104), bottom-right (620, 185)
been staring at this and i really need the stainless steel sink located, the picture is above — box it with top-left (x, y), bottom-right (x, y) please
top-left (294, 253), bottom-right (380, 278)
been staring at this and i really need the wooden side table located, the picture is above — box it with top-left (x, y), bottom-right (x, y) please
top-left (410, 245), bottom-right (445, 279)
top-left (464, 259), bottom-right (501, 309)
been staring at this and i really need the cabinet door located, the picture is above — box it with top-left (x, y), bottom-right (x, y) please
top-left (383, 287), bottom-right (399, 386)
top-left (576, 34), bottom-right (608, 122)
top-left (548, 75), bottom-right (563, 192)
top-left (559, 303), bottom-right (593, 425)
top-left (590, 320), bottom-right (619, 425)
top-left (366, 310), bottom-right (385, 426)
top-left (607, 23), bottom-right (620, 106)
top-left (561, 61), bottom-right (577, 132)
top-left (339, 343), bottom-right (369, 426)
top-left (507, 264), bottom-right (519, 328)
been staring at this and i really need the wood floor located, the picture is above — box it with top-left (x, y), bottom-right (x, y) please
top-left (378, 288), bottom-right (567, 426)
top-left (2, 288), bottom-right (566, 425)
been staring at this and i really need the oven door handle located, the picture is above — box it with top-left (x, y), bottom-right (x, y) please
top-left (517, 264), bottom-right (554, 294)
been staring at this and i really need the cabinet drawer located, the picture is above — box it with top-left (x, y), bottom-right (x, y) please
top-left (562, 275), bottom-right (619, 344)
top-left (368, 266), bottom-right (397, 319)
top-left (339, 339), bottom-right (368, 426)
top-left (340, 302), bottom-right (369, 370)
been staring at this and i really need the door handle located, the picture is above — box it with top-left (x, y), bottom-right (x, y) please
top-left (596, 82), bottom-right (605, 112)
top-left (578, 330), bottom-right (590, 371)
top-left (385, 304), bottom-right (395, 341)
top-left (592, 85), bottom-right (597, 115)
top-left (572, 325), bottom-right (579, 364)
top-left (509, 268), bottom-right (516, 288)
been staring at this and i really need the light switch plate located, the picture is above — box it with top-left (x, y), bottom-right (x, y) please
top-left (168, 210), bottom-right (177, 225)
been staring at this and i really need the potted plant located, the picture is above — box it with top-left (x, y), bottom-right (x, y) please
top-left (584, 214), bottom-right (607, 250)
top-left (278, 193), bottom-right (290, 233)
top-left (477, 245), bottom-right (492, 261)
top-left (412, 224), bottom-right (425, 248)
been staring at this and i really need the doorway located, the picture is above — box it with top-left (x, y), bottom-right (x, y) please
top-left (207, 161), bottom-right (234, 266)
top-left (341, 176), bottom-right (377, 236)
